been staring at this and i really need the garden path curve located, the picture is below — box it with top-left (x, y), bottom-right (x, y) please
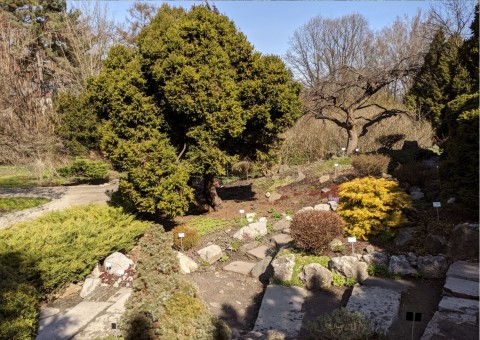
top-left (0, 180), bottom-right (119, 230)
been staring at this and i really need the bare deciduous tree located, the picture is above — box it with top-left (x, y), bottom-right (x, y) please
top-left (286, 13), bottom-right (429, 154)
top-left (117, 1), bottom-right (158, 46)
top-left (428, 0), bottom-right (476, 37)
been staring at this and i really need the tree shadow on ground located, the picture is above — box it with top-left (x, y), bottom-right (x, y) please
top-left (297, 287), bottom-right (352, 339)
top-left (219, 287), bottom-right (265, 337)
top-left (376, 140), bottom-right (437, 172)
top-left (217, 183), bottom-right (256, 203)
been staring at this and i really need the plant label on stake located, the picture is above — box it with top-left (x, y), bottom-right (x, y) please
top-left (334, 163), bottom-right (339, 181)
top-left (347, 237), bottom-right (356, 254)
top-left (433, 202), bottom-right (441, 220)
top-left (341, 147), bottom-right (346, 157)
top-left (178, 232), bottom-right (185, 251)
top-left (239, 209), bottom-right (245, 222)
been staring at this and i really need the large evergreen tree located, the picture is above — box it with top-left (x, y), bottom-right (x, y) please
top-left (87, 5), bottom-right (301, 214)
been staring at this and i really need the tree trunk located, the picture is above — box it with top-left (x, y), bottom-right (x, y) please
top-left (203, 174), bottom-right (222, 211)
top-left (345, 111), bottom-right (359, 155)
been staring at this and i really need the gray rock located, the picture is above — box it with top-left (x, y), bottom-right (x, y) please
top-left (272, 219), bottom-right (290, 232)
top-left (362, 252), bottom-right (389, 267)
top-left (394, 227), bottom-right (417, 246)
top-left (438, 296), bottom-right (479, 316)
top-left (271, 234), bottom-right (293, 247)
top-left (417, 255), bottom-right (448, 278)
top-left (233, 221), bottom-right (268, 240)
top-left (272, 254), bottom-right (295, 282)
top-left (314, 203), bottom-right (330, 211)
top-left (364, 245), bottom-right (375, 254)
top-left (298, 206), bottom-right (314, 213)
top-left (239, 241), bottom-right (260, 253)
top-left (197, 245), bottom-right (223, 264)
top-left (328, 201), bottom-right (339, 211)
top-left (39, 307), bottom-right (60, 320)
top-left (329, 256), bottom-right (369, 283)
top-left (247, 245), bottom-right (273, 260)
top-left (421, 311), bottom-right (478, 340)
top-left (320, 187), bottom-right (331, 193)
top-left (80, 277), bottom-right (101, 299)
top-left (346, 285), bottom-right (401, 333)
top-left (223, 261), bottom-right (256, 275)
top-left (410, 191), bottom-right (425, 200)
top-left (104, 252), bottom-right (133, 276)
top-left (91, 264), bottom-right (101, 279)
top-left (426, 234), bottom-right (447, 255)
top-left (298, 263), bottom-right (333, 289)
top-left (388, 255), bottom-right (418, 276)
top-left (251, 256), bottom-right (273, 279)
top-left (446, 261), bottom-right (479, 282)
top-left (409, 186), bottom-right (422, 193)
top-left (295, 170), bottom-right (306, 182)
top-left (406, 252), bottom-right (417, 263)
top-left (448, 223), bottom-right (479, 260)
top-left (444, 277), bottom-right (479, 299)
top-left (328, 238), bottom-right (343, 252)
top-left (447, 197), bottom-right (456, 204)
top-left (176, 252), bottom-right (198, 274)
top-left (335, 175), bottom-right (349, 183)
top-left (319, 175), bottom-right (330, 184)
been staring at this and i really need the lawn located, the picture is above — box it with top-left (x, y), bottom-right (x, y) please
top-left (0, 197), bottom-right (51, 216)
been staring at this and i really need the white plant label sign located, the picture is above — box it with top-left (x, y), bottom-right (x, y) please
top-left (178, 233), bottom-right (185, 238)
top-left (347, 237), bottom-right (356, 243)
top-left (433, 202), bottom-right (441, 208)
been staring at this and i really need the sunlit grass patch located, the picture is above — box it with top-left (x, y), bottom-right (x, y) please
top-left (0, 197), bottom-right (50, 215)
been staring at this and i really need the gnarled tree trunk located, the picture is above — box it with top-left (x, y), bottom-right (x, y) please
top-left (203, 174), bottom-right (222, 211)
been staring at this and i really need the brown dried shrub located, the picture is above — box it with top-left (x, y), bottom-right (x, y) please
top-left (171, 226), bottom-right (199, 251)
top-left (352, 153), bottom-right (391, 177)
top-left (291, 210), bottom-right (345, 253)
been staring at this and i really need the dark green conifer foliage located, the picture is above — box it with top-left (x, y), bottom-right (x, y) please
top-left (88, 5), bottom-right (301, 213)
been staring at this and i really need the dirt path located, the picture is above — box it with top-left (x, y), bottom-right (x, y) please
top-left (0, 180), bottom-right (119, 230)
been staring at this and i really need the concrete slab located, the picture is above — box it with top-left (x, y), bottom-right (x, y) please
top-left (37, 302), bottom-right (112, 340)
top-left (421, 311), bottom-right (478, 340)
top-left (444, 277), bottom-right (479, 299)
top-left (361, 277), bottom-right (415, 293)
top-left (106, 287), bottom-right (132, 313)
top-left (253, 285), bottom-right (309, 338)
top-left (346, 285), bottom-right (401, 333)
top-left (446, 261), bottom-right (479, 282)
top-left (438, 296), bottom-right (479, 316)
top-left (39, 307), bottom-right (60, 320)
top-left (223, 261), bottom-right (256, 275)
top-left (72, 313), bottom-right (122, 340)
top-left (271, 233), bottom-right (293, 247)
top-left (247, 245), bottom-right (273, 260)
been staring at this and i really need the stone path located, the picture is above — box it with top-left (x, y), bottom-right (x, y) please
top-left (421, 261), bottom-right (479, 340)
top-left (36, 287), bottom-right (131, 340)
top-left (253, 285), bottom-right (309, 339)
top-left (0, 181), bottom-right (118, 230)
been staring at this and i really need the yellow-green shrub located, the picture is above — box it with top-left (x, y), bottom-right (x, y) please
top-left (171, 226), bottom-right (200, 251)
top-left (0, 205), bottom-right (150, 338)
top-left (338, 177), bottom-right (411, 240)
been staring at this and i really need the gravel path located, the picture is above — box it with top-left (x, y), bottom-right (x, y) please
top-left (0, 180), bottom-right (119, 230)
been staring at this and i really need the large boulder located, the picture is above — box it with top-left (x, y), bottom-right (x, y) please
top-left (176, 252), bottom-right (198, 274)
top-left (251, 256), bottom-right (273, 281)
top-left (388, 255), bottom-right (418, 276)
top-left (298, 263), bottom-right (333, 289)
top-left (328, 238), bottom-right (343, 252)
top-left (362, 252), bottom-right (389, 267)
top-left (197, 245), bottom-right (223, 264)
top-left (328, 256), bottom-right (368, 283)
top-left (272, 220), bottom-right (291, 232)
top-left (271, 254), bottom-right (295, 282)
top-left (448, 223), bottom-right (479, 261)
top-left (426, 234), bottom-right (448, 255)
top-left (417, 255), bottom-right (448, 278)
top-left (104, 252), bottom-right (133, 276)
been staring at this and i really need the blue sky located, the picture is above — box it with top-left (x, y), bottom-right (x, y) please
top-left (70, 1), bottom-right (436, 56)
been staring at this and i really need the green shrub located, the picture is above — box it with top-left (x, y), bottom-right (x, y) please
top-left (0, 205), bottom-right (149, 338)
top-left (171, 226), bottom-right (200, 251)
top-left (122, 226), bottom-right (230, 340)
top-left (58, 158), bottom-right (109, 184)
top-left (303, 308), bottom-right (372, 340)
top-left (332, 272), bottom-right (346, 287)
top-left (338, 177), bottom-right (411, 240)
top-left (0, 205), bottom-right (150, 295)
top-left (291, 210), bottom-right (345, 253)
top-left (352, 154), bottom-right (391, 177)
top-left (367, 265), bottom-right (390, 278)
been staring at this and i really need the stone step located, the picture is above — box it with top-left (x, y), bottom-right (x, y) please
top-left (37, 302), bottom-right (112, 340)
top-left (421, 311), bottom-right (478, 340)
top-left (446, 261), bottom-right (479, 282)
top-left (361, 276), bottom-right (414, 293)
top-left (223, 261), bottom-right (256, 275)
top-left (253, 285), bottom-right (309, 338)
top-left (438, 296), bottom-right (479, 316)
top-left (247, 245), bottom-right (274, 260)
top-left (444, 277), bottom-right (479, 300)
top-left (271, 233), bottom-right (293, 247)
top-left (346, 285), bottom-right (401, 333)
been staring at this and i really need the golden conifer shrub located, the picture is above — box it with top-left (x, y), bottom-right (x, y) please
top-left (338, 177), bottom-right (412, 240)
